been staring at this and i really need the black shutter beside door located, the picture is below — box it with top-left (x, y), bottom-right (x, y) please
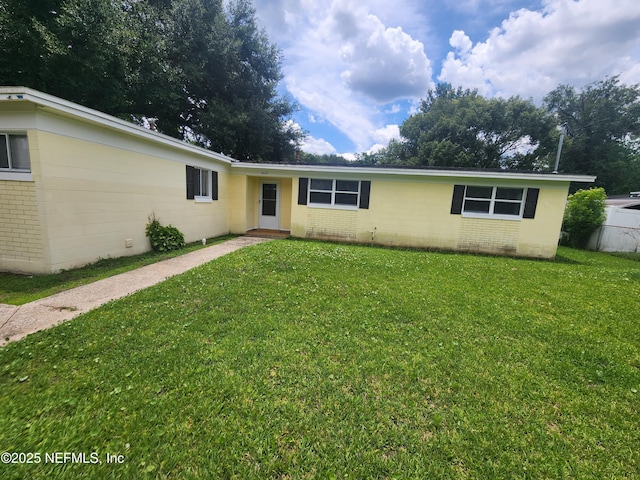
top-left (298, 178), bottom-right (308, 205)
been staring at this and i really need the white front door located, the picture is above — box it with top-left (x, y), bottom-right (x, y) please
top-left (258, 182), bottom-right (280, 230)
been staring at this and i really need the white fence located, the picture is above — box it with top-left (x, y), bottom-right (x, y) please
top-left (588, 205), bottom-right (640, 253)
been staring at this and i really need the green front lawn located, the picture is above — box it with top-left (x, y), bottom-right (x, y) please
top-left (0, 235), bottom-right (236, 305)
top-left (1, 241), bottom-right (639, 479)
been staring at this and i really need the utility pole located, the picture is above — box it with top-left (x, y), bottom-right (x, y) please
top-left (553, 123), bottom-right (568, 174)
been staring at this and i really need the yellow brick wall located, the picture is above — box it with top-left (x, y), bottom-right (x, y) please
top-left (0, 180), bottom-right (46, 272)
top-left (458, 218), bottom-right (520, 255)
top-left (307, 207), bottom-right (358, 241)
top-left (291, 177), bottom-right (570, 259)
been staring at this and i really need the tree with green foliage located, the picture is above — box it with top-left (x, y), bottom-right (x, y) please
top-left (1, 0), bottom-right (179, 129)
top-left (396, 83), bottom-right (556, 169)
top-left (188, 0), bottom-right (303, 161)
top-left (0, 0), bottom-right (303, 161)
top-left (561, 187), bottom-right (607, 249)
top-left (353, 139), bottom-right (409, 167)
top-left (544, 76), bottom-right (640, 194)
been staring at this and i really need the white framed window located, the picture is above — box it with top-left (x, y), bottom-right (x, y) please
top-left (298, 178), bottom-right (371, 209)
top-left (194, 168), bottom-right (211, 200)
top-left (309, 179), bottom-right (360, 208)
top-left (463, 186), bottom-right (525, 218)
top-left (451, 184), bottom-right (538, 220)
top-left (186, 165), bottom-right (218, 202)
top-left (0, 134), bottom-right (31, 172)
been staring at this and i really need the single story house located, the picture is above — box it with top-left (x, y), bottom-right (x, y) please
top-left (587, 197), bottom-right (640, 253)
top-left (0, 87), bottom-right (595, 274)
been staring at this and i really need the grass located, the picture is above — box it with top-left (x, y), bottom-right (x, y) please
top-left (0, 235), bottom-right (236, 305)
top-left (0, 240), bottom-right (639, 479)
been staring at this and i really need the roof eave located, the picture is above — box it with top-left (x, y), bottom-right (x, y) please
top-left (230, 162), bottom-right (596, 183)
top-left (0, 86), bottom-right (235, 166)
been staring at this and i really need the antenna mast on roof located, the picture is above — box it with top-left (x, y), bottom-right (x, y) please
top-left (553, 123), bottom-right (569, 174)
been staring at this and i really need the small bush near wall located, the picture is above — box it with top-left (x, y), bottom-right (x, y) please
top-left (561, 187), bottom-right (607, 248)
top-left (145, 213), bottom-right (186, 252)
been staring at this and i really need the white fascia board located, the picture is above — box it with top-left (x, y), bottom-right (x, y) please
top-left (0, 86), bottom-right (235, 166)
top-left (230, 162), bottom-right (596, 184)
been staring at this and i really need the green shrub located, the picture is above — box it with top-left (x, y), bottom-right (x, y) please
top-left (145, 213), bottom-right (186, 252)
top-left (561, 187), bottom-right (607, 248)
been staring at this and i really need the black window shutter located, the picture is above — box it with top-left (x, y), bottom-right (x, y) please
top-left (298, 178), bottom-right (308, 205)
top-left (211, 171), bottom-right (218, 200)
top-left (451, 184), bottom-right (465, 214)
top-left (186, 165), bottom-right (195, 199)
top-left (359, 181), bottom-right (371, 209)
top-left (523, 188), bottom-right (539, 219)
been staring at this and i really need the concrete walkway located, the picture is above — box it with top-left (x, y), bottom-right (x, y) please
top-left (0, 236), bottom-right (272, 347)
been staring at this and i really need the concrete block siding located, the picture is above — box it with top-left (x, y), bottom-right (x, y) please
top-left (0, 180), bottom-right (45, 271)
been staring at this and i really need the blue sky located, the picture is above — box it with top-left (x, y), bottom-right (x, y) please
top-left (251, 0), bottom-right (640, 158)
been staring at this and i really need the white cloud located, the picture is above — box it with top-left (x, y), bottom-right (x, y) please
top-left (250, 0), bottom-right (306, 44)
top-left (365, 145), bottom-right (385, 154)
top-left (620, 60), bottom-right (640, 87)
top-left (361, 125), bottom-right (401, 154)
top-left (449, 29), bottom-right (473, 57)
top-left (337, 14), bottom-right (432, 102)
top-left (371, 124), bottom-right (400, 145)
top-left (439, 0), bottom-right (640, 100)
top-left (286, 74), bottom-right (378, 151)
top-left (384, 104), bottom-right (402, 114)
top-left (301, 136), bottom-right (338, 155)
top-left (253, 0), bottom-right (432, 151)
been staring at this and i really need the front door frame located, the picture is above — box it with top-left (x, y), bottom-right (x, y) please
top-left (258, 180), bottom-right (280, 230)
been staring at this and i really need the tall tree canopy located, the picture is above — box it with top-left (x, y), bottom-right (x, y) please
top-left (544, 76), bottom-right (640, 194)
top-left (397, 83), bottom-right (555, 170)
top-left (0, 0), bottom-right (304, 161)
